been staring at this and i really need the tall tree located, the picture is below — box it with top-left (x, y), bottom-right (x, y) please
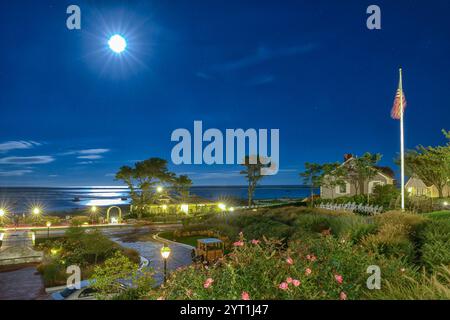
top-left (173, 174), bottom-right (193, 203)
top-left (343, 153), bottom-right (382, 197)
top-left (240, 155), bottom-right (268, 207)
top-left (404, 145), bottom-right (450, 198)
top-left (115, 158), bottom-right (176, 218)
top-left (320, 162), bottom-right (346, 200)
top-left (300, 162), bottom-right (323, 206)
top-left (443, 129), bottom-right (450, 140)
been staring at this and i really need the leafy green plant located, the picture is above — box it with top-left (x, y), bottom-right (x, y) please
top-left (151, 235), bottom-right (411, 300)
top-left (419, 220), bottom-right (450, 270)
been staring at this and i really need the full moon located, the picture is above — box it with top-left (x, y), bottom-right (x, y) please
top-left (108, 34), bottom-right (127, 53)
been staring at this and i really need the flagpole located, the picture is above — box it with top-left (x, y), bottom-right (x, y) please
top-left (399, 68), bottom-right (405, 211)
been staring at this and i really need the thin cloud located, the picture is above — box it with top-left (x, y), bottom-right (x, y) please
top-left (213, 44), bottom-right (316, 72)
top-left (62, 148), bottom-right (110, 156)
top-left (195, 72), bottom-right (213, 80)
top-left (246, 75), bottom-right (274, 86)
top-left (77, 161), bottom-right (95, 165)
top-left (0, 155), bottom-right (54, 165)
top-left (77, 155), bottom-right (103, 160)
top-left (0, 141), bottom-right (41, 153)
top-left (0, 169), bottom-right (33, 177)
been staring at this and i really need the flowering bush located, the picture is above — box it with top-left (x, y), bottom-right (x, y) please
top-left (149, 234), bottom-right (413, 300)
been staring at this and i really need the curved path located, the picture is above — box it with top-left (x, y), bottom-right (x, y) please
top-left (112, 232), bottom-right (193, 286)
top-left (0, 266), bottom-right (49, 300)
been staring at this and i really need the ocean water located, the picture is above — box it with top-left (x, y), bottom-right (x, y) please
top-left (0, 185), bottom-right (316, 213)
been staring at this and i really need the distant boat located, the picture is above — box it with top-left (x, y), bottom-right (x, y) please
top-left (121, 197), bottom-right (128, 201)
top-left (72, 197), bottom-right (81, 202)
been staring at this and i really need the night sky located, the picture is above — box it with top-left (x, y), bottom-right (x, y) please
top-left (1, 0), bottom-right (449, 186)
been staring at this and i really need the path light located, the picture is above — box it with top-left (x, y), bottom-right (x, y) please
top-left (229, 207), bottom-right (235, 212)
top-left (218, 203), bottom-right (226, 211)
top-left (180, 204), bottom-right (189, 214)
top-left (444, 201), bottom-right (449, 207)
top-left (160, 245), bottom-right (171, 284)
top-left (46, 221), bottom-right (51, 238)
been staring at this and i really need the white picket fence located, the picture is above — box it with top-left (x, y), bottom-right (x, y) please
top-left (317, 202), bottom-right (383, 215)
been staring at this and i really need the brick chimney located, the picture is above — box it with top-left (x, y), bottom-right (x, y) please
top-left (344, 154), bottom-right (353, 161)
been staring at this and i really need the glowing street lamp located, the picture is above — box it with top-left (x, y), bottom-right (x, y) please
top-left (46, 221), bottom-right (51, 238)
top-left (160, 245), bottom-right (171, 283)
top-left (32, 207), bottom-right (41, 215)
top-left (218, 203), bottom-right (226, 211)
top-left (180, 204), bottom-right (189, 214)
top-left (0, 208), bottom-right (6, 224)
top-left (444, 201), bottom-right (449, 207)
top-left (156, 186), bottom-right (163, 193)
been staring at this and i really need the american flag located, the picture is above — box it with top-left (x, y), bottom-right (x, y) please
top-left (391, 87), bottom-right (407, 120)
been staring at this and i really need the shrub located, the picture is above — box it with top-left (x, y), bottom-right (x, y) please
top-left (419, 220), bottom-right (450, 270)
top-left (70, 216), bottom-right (90, 226)
top-left (37, 259), bottom-right (67, 287)
top-left (375, 211), bottom-right (428, 238)
top-left (361, 223), bottom-right (415, 261)
top-left (150, 235), bottom-right (411, 300)
top-left (367, 266), bottom-right (450, 300)
top-left (371, 184), bottom-right (400, 209)
top-left (294, 214), bottom-right (332, 234)
top-left (326, 215), bottom-right (377, 243)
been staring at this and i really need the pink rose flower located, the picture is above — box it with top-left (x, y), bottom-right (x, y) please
top-left (305, 268), bottom-right (312, 276)
top-left (233, 241), bottom-right (244, 247)
top-left (292, 279), bottom-right (301, 287)
top-left (286, 257), bottom-right (294, 265)
top-left (340, 291), bottom-right (347, 300)
top-left (251, 239), bottom-right (260, 245)
top-left (286, 277), bottom-right (293, 283)
top-left (241, 291), bottom-right (250, 300)
top-left (306, 254), bottom-right (317, 262)
top-left (335, 274), bottom-right (343, 284)
top-left (279, 282), bottom-right (289, 290)
top-left (204, 278), bottom-right (214, 288)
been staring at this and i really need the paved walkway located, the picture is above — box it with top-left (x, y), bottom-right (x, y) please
top-left (0, 267), bottom-right (49, 300)
top-left (112, 235), bottom-right (193, 285)
top-left (0, 231), bottom-right (43, 265)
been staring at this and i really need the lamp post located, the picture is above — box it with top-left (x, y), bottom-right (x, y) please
top-left (46, 221), bottom-right (51, 238)
top-left (90, 206), bottom-right (97, 224)
top-left (160, 245), bottom-right (171, 284)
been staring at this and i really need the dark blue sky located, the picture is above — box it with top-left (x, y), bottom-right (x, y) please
top-left (1, 0), bottom-right (449, 186)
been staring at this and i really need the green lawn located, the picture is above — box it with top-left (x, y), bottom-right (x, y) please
top-left (159, 231), bottom-right (204, 247)
top-left (424, 210), bottom-right (450, 220)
